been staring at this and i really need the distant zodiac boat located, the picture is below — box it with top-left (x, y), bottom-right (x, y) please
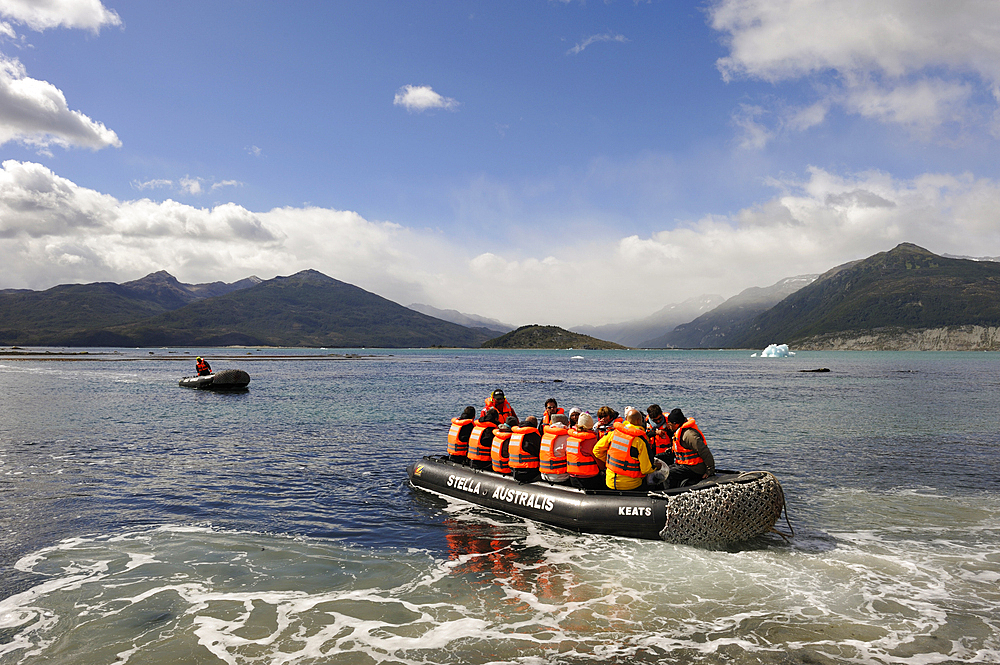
top-left (178, 368), bottom-right (251, 391)
top-left (408, 456), bottom-right (788, 544)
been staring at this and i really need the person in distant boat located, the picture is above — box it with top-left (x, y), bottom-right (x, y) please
top-left (664, 408), bottom-right (715, 488)
top-left (593, 408), bottom-right (655, 491)
top-left (541, 398), bottom-right (564, 425)
top-left (468, 408), bottom-right (500, 471)
top-left (645, 404), bottom-right (674, 464)
top-left (447, 406), bottom-right (477, 464)
top-left (195, 356), bottom-right (212, 376)
top-left (566, 412), bottom-right (606, 490)
top-left (481, 388), bottom-right (517, 423)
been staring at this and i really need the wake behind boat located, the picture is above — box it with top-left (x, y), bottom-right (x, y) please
top-left (408, 455), bottom-right (787, 544)
top-left (178, 368), bottom-right (251, 391)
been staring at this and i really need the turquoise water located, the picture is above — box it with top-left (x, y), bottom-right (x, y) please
top-left (1, 348), bottom-right (998, 664)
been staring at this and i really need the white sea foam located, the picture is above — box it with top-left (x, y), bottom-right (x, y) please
top-left (2, 518), bottom-right (998, 664)
top-left (2, 348), bottom-right (1000, 665)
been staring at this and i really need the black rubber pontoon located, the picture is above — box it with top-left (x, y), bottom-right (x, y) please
top-left (178, 368), bottom-right (251, 391)
top-left (408, 455), bottom-right (785, 544)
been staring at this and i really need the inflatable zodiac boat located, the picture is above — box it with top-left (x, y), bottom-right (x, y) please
top-left (408, 455), bottom-right (787, 544)
top-left (178, 368), bottom-right (251, 391)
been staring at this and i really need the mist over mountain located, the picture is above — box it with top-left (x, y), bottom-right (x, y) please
top-left (646, 275), bottom-right (818, 348)
top-left (408, 303), bottom-right (514, 335)
top-left (571, 294), bottom-right (725, 348)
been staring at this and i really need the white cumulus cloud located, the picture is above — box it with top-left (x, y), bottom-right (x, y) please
top-left (0, 160), bottom-right (280, 286)
top-left (0, 53), bottom-right (121, 150)
top-left (393, 85), bottom-right (459, 113)
top-left (4, 160), bottom-right (1000, 328)
top-left (709, 0), bottom-right (1000, 142)
top-left (0, 0), bottom-right (122, 150)
top-left (0, 0), bottom-right (121, 33)
top-left (179, 176), bottom-right (203, 195)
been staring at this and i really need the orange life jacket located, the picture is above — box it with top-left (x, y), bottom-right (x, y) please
top-left (566, 429), bottom-right (599, 477)
top-left (539, 425), bottom-right (569, 475)
top-left (672, 418), bottom-right (706, 466)
top-left (541, 407), bottom-right (565, 425)
top-left (597, 416), bottom-right (623, 437)
top-left (491, 429), bottom-right (513, 474)
top-left (196, 359), bottom-right (211, 376)
top-left (447, 417), bottom-right (474, 457)
top-left (606, 422), bottom-right (647, 479)
top-left (508, 425), bottom-right (540, 469)
top-left (481, 397), bottom-right (516, 423)
top-left (468, 421), bottom-right (497, 463)
top-left (650, 430), bottom-right (672, 456)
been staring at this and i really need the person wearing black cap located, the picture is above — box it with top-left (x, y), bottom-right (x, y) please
top-left (664, 408), bottom-right (715, 488)
top-left (480, 388), bottom-right (516, 423)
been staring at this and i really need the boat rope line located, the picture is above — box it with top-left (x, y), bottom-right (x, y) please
top-left (768, 478), bottom-right (794, 542)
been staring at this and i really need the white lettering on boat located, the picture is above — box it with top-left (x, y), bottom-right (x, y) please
top-left (490, 486), bottom-right (555, 512)
top-left (618, 506), bottom-right (652, 517)
top-left (446, 474), bottom-right (482, 496)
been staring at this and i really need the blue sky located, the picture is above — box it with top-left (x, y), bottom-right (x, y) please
top-left (3, 0), bottom-right (1000, 327)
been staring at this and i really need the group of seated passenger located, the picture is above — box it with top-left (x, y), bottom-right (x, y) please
top-left (446, 391), bottom-right (716, 491)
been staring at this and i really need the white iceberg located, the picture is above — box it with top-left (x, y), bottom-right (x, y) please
top-left (758, 343), bottom-right (795, 358)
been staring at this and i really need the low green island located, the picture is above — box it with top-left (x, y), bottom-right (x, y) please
top-left (481, 325), bottom-right (627, 350)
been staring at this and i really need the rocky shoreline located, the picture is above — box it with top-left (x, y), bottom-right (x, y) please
top-left (797, 325), bottom-right (1000, 351)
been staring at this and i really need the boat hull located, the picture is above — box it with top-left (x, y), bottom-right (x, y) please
top-left (408, 455), bottom-right (785, 544)
top-left (178, 369), bottom-right (250, 391)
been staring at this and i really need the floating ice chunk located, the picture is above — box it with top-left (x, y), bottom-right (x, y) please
top-left (759, 343), bottom-right (794, 357)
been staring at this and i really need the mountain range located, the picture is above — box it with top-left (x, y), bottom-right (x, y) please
top-left (0, 270), bottom-right (489, 348)
top-left (732, 243), bottom-right (1000, 350)
top-left (2, 243), bottom-right (998, 350)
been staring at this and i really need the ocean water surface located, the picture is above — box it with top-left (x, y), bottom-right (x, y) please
top-left (0, 348), bottom-right (998, 664)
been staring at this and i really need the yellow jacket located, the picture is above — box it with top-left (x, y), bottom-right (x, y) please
top-left (592, 428), bottom-right (654, 490)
